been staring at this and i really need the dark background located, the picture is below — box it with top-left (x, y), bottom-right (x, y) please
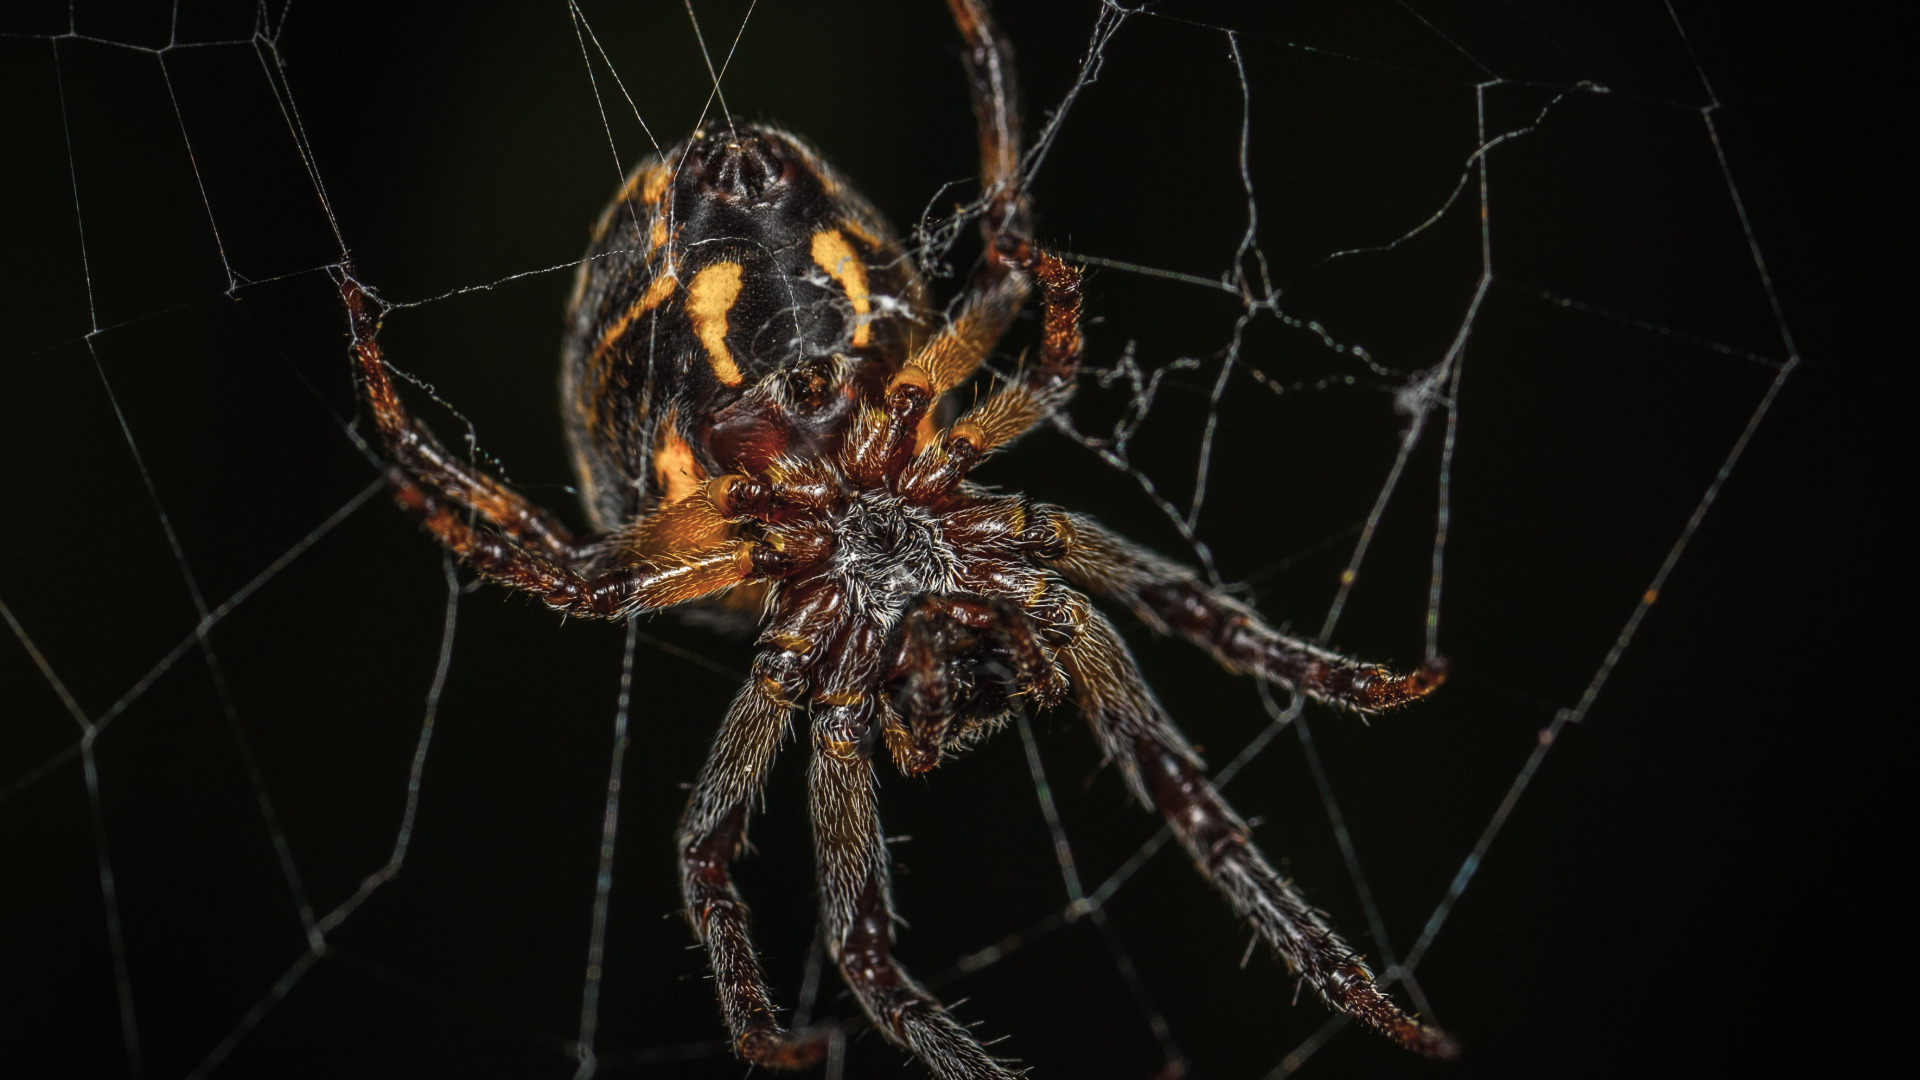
top-left (0, 1), bottom-right (1908, 1078)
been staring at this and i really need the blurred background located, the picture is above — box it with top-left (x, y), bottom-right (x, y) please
top-left (1, 1), bottom-right (1907, 1077)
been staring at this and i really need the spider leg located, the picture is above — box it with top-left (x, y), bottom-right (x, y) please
top-left (898, 272), bottom-right (1031, 409)
top-left (1052, 600), bottom-right (1460, 1058)
top-left (679, 654), bottom-right (831, 1069)
top-left (873, 1), bottom-right (1080, 501)
top-left (390, 476), bottom-right (763, 617)
top-left (842, 0), bottom-right (1037, 474)
top-left (339, 269), bottom-right (588, 561)
top-left (341, 271), bottom-right (784, 618)
top-left (811, 696), bottom-right (1021, 1080)
top-left (899, 252), bottom-right (1084, 501)
top-left (946, 250), bottom-right (1082, 450)
top-left (1039, 512), bottom-right (1446, 712)
top-left (944, 0), bottom-right (1080, 424)
top-left (947, 0), bottom-right (1024, 246)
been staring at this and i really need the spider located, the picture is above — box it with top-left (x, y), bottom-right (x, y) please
top-left (335, 0), bottom-right (1453, 1074)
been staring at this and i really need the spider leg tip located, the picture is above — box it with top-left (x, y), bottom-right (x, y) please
top-left (1375, 1012), bottom-right (1462, 1060)
top-left (1411, 1024), bottom-right (1463, 1061)
top-left (1416, 654), bottom-right (1451, 694)
top-left (1353, 656), bottom-right (1449, 711)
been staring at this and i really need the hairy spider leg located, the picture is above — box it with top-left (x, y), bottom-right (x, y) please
top-left (857, 0), bottom-right (1046, 462)
top-left (388, 477), bottom-right (758, 617)
top-left (812, 697), bottom-right (1022, 1080)
top-left (341, 270), bottom-right (769, 618)
top-left (715, 570), bottom-right (1028, 1079)
top-left (1056, 606), bottom-right (1460, 1058)
top-left (1045, 513), bottom-right (1448, 712)
top-left (894, 270), bottom-right (1032, 435)
top-left (339, 270), bottom-right (588, 562)
top-left (895, 249), bottom-right (1084, 505)
top-left (947, 250), bottom-right (1083, 455)
top-left (837, 246), bottom-right (1071, 498)
top-left (947, 0), bottom-right (1027, 246)
top-left (677, 656), bottom-right (835, 1068)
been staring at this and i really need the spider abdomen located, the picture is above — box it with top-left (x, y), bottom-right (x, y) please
top-left (560, 126), bottom-right (930, 532)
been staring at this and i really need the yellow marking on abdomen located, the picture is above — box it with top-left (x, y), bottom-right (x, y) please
top-left (591, 272), bottom-right (678, 365)
top-left (686, 262), bottom-right (745, 385)
top-left (810, 229), bottom-right (872, 348)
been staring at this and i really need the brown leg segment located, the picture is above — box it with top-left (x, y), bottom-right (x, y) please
top-left (899, 252), bottom-right (1085, 504)
top-left (810, 703), bottom-right (1020, 1080)
top-left (342, 268), bottom-right (759, 618)
top-left (387, 475), bottom-right (756, 618)
top-left (945, 251), bottom-right (1083, 454)
top-left (896, 2), bottom-right (1083, 500)
top-left (678, 665), bottom-right (829, 1069)
top-left (1044, 513), bottom-right (1446, 712)
top-left (340, 269), bottom-right (587, 561)
top-left (946, 0), bottom-right (1027, 251)
top-left (902, 273), bottom-right (1032, 402)
top-left (1057, 605), bottom-right (1459, 1059)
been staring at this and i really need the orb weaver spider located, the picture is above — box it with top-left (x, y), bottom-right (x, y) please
top-left (336, 0), bottom-right (1452, 1073)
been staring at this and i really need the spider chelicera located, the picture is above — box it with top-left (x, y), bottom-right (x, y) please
top-left (336, 0), bottom-right (1453, 1074)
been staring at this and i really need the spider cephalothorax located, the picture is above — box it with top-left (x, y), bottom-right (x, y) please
top-left (338, 1), bottom-right (1453, 1075)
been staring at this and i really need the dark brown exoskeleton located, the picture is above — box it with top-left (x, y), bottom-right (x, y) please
top-left (337, 1), bottom-right (1454, 1075)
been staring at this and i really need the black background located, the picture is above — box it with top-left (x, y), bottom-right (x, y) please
top-left (1, 2), bottom-right (1908, 1078)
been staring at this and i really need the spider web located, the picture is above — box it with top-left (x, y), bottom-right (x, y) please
top-left (1, 1), bottom-right (1902, 1078)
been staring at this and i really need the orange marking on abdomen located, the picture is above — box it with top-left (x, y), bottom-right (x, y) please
top-left (686, 262), bottom-right (746, 385)
top-left (642, 164), bottom-right (671, 204)
top-left (811, 229), bottom-right (872, 348)
top-left (615, 161), bottom-right (672, 207)
top-left (653, 412), bottom-right (707, 505)
top-left (591, 272), bottom-right (678, 366)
